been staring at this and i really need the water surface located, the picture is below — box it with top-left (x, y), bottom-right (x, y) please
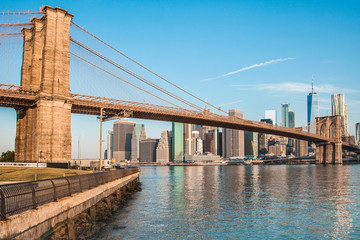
top-left (94, 165), bottom-right (360, 239)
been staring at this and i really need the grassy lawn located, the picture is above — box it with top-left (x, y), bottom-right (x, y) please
top-left (0, 167), bottom-right (92, 182)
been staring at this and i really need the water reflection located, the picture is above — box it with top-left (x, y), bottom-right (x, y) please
top-left (93, 165), bottom-right (360, 239)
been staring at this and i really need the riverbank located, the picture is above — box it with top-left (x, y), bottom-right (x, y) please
top-left (127, 157), bottom-right (360, 167)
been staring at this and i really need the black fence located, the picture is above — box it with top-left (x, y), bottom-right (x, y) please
top-left (0, 168), bottom-right (139, 220)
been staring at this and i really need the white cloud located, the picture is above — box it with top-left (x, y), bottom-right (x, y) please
top-left (201, 57), bottom-right (295, 82)
top-left (233, 82), bottom-right (357, 94)
top-left (217, 99), bottom-right (243, 107)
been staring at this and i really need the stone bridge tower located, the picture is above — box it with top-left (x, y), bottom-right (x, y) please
top-left (315, 115), bottom-right (342, 164)
top-left (15, 6), bottom-right (73, 163)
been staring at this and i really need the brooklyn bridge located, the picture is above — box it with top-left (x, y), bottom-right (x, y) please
top-left (0, 6), bottom-right (359, 164)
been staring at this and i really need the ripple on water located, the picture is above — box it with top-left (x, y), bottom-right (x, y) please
top-left (92, 165), bottom-right (360, 240)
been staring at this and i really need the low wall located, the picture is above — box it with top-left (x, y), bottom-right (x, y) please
top-left (0, 162), bottom-right (47, 167)
top-left (0, 172), bottom-right (140, 239)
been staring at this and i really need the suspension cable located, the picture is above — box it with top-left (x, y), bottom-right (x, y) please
top-left (70, 37), bottom-right (203, 111)
top-left (71, 21), bottom-right (227, 114)
top-left (70, 52), bottom-right (181, 108)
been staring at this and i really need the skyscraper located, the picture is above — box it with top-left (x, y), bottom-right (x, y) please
top-left (244, 131), bottom-right (258, 156)
top-left (307, 78), bottom-right (319, 133)
top-left (184, 123), bottom-right (193, 155)
top-left (140, 138), bottom-right (159, 163)
top-left (113, 119), bottom-right (135, 162)
top-left (134, 124), bottom-right (146, 160)
top-left (106, 129), bottom-right (113, 161)
top-left (356, 123), bottom-right (360, 144)
top-left (204, 131), bottom-right (215, 154)
top-left (222, 109), bottom-right (244, 158)
top-left (130, 128), bottom-right (138, 162)
top-left (281, 103), bottom-right (290, 127)
top-left (288, 111), bottom-right (295, 128)
top-left (156, 130), bottom-right (171, 163)
top-left (331, 93), bottom-right (348, 136)
top-left (265, 110), bottom-right (277, 126)
top-left (172, 122), bottom-right (184, 161)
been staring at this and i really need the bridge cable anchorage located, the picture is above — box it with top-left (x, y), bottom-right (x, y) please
top-left (70, 37), bottom-right (203, 111)
top-left (70, 21), bottom-right (228, 114)
top-left (70, 52), bottom-right (181, 108)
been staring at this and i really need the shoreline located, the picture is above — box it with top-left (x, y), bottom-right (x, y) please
top-left (127, 158), bottom-right (360, 167)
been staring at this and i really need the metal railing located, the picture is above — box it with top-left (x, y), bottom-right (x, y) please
top-left (0, 168), bottom-right (139, 220)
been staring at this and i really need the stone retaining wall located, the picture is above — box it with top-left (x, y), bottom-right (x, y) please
top-left (0, 172), bottom-right (140, 239)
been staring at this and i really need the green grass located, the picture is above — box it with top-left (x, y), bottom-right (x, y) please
top-left (0, 167), bottom-right (92, 182)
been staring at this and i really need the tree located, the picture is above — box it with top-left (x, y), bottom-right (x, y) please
top-left (0, 150), bottom-right (15, 162)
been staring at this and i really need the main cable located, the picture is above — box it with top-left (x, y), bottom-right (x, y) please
top-left (70, 37), bottom-right (203, 111)
top-left (70, 51), bottom-right (181, 108)
top-left (71, 21), bottom-right (228, 114)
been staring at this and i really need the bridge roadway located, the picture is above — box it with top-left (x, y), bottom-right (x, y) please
top-left (1, 83), bottom-right (359, 152)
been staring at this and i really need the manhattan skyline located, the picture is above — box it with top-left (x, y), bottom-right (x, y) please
top-left (0, 0), bottom-right (359, 158)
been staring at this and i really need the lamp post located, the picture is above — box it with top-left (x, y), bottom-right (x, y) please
top-left (37, 150), bottom-right (42, 167)
top-left (99, 108), bottom-right (103, 171)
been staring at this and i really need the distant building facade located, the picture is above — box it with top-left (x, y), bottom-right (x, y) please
top-left (113, 119), bottom-right (135, 162)
top-left (184, 123), bottom-right (193, 155)
top-left (331, 93), bottom-right (348, 136)
top-left (281, 103), bottom-right (290, 127)
top-left (268, 144), bottom-right (286, 156)
top-left (106, 129), bottom-right (113, 161)
top-left (244, 131), bottom-right (258, 156)
top-left (204, 131), bottom-right (216, 154)
top-left (172, 122), bottom-right (184, 161)
top-left (295, 127), bottom-right (308, 157)
top-left (356, 123), bottom-right (360, 144)
top-left (140, 138), bottom-right (159, 163)
top-left (156, 130), bottom-right (171, 163)
top-left (130, 128), bottom-right (138, 162)
top-left (288, 111), bottom-right (295, 128)
top-left (265, 110), bottom-right (277, 126)
top-left (260, 118), bottom-right (273, 125)
top-left (295, 139), bottom-right (308, 157)
top-left (222, 109), bottom-right (244, 158)
top-left (133, 124), bottom-right (146, 160)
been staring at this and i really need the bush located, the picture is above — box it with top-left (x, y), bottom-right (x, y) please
top-left (0, 150), bottom-right (15, 162)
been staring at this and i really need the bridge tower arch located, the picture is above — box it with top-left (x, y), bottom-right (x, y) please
top-left (315, 116), bottom-right (342, 164)
top-left (15, 6), bottom-right (73, 163)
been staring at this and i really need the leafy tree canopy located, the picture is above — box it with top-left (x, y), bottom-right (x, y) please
top-left (0, 150), bottom-right (15, 162)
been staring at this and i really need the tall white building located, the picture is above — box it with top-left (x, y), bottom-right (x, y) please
top-left (265, 110), bottom-right (277, 126)
top-left (106, 129), bottom-right (113, 161)
top-left (331, 94), bottom-right (348, 136)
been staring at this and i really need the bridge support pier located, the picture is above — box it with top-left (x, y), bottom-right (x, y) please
top-left (315, 116), bottom-right (342, 164)
top-left (315, 142), bottom-right (342, 164)
top-left (14, 6), bottom-right (73, 163)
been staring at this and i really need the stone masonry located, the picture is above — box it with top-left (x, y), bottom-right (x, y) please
top-left (315, 115), bottom-right (342, 164)
top-left (15, 6), bottom-right (73, 163)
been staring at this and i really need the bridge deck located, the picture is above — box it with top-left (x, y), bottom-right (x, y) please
top-left (1, 84), bottom-right (359, 152)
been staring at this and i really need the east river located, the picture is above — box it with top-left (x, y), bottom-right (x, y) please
top-left (93, 165), bottom-right (360, 239)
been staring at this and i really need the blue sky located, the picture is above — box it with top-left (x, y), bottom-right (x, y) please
top-left (0, 0), bottom-right (359, 158)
